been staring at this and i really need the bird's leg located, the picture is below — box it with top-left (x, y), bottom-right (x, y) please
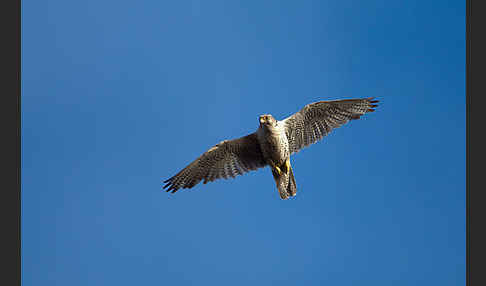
top-left (281, 158), bottom-right (291, 174)
top-left (270, 161), bottom-right (282, 176)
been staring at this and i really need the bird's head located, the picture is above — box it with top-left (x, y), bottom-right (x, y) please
top-left (259, 114), bottom-right (277, 127)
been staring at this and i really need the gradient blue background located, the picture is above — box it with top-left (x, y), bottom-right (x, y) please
top-left (22, 1), bottom-right (465, 285)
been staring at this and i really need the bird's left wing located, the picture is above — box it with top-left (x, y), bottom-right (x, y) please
top-left (282, 97), bottom-right (379, 154)
top-left (163, 132), bottom-right (267, 193)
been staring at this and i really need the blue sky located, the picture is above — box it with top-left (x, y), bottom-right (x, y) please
top-left (22, 1), bottom-right (465, 285)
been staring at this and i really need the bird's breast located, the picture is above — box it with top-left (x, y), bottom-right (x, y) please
top-left (257, 125), bottom-right (290, 164)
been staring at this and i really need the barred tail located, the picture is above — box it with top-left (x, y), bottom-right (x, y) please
top-left (287, 165), bottom-right (297, 197)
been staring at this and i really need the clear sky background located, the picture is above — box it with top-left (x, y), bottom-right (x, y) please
top-left (22, 1), bottom-right (465, 285)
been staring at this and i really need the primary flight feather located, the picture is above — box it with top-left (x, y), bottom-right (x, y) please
top-left (163, 97), bottom-right (379, 199)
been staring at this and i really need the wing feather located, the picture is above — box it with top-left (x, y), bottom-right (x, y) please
top-left (163, 132), bottom-right (266, 193)
top-left (283, 97), bottom-right (378, 154)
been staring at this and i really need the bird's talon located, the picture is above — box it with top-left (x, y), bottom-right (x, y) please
top-left (284, 159), bottom-right (291, 174)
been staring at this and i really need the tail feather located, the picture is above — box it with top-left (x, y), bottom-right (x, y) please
top-left (271, 163), bottom-right (297, 200)
top-left (287, 165), bottom-right (297, 197)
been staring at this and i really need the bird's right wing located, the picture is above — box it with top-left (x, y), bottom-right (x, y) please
top-left (163, 132), bottom-right (267, 193)
top-left (282, 97), bottom-right (379, 154)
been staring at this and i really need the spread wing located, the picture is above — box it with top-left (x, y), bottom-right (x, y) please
top-left (163, 133), bottom-right (267, 193)
top-left (282, 97), bottom-right (379, 154)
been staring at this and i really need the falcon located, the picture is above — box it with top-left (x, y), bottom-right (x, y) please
top-left (163, 97), bottom-right (379, 199)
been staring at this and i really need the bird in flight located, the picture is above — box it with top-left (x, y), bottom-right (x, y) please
top-left (163, 97), bottom-right (379, 199)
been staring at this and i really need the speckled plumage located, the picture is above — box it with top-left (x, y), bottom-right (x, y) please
top-left (163, 97), bottom-right (378, 200)
top-left (256, 114), bottom-right (295, 199)
top-left (256, 117), bottom-right (289, 167)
